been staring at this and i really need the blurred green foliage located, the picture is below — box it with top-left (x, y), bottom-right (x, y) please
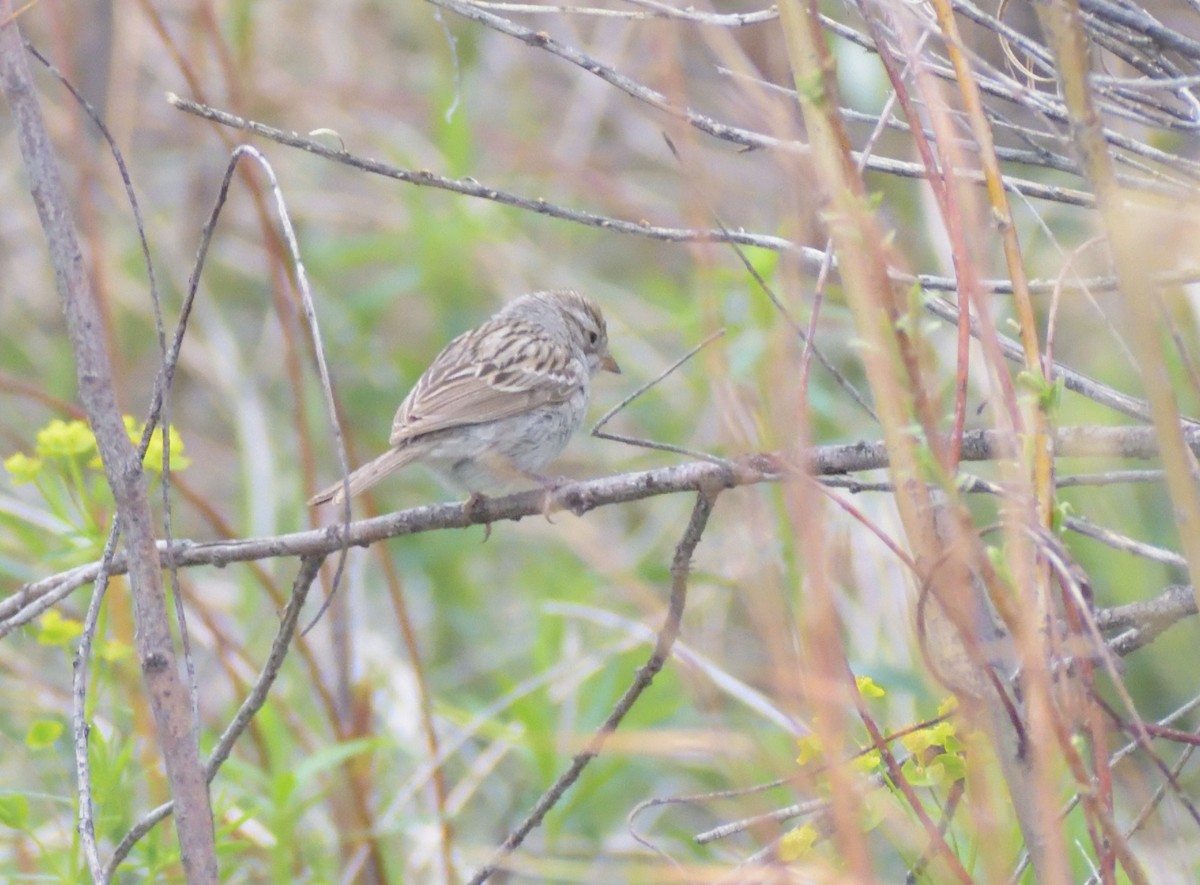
top-left (1, 0), bottom-right (1198, 880)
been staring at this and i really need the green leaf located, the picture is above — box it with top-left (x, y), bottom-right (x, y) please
top-left (0, 793), bottom-right (29, 829)
top-left (901, 757), bottom-right (936, 787)
top-left (932, 752), bottom-right (966, 783)
top-left (293, 737), bottom-right (378, 786)
top-left (1015, 370), bottom-right (1063, 414)
top-left (25, 719), bottom-right (64, 750)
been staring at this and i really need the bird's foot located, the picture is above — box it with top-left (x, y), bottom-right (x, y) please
top-left (463, 492), bottom-right (493, 541)
top-left (533, 474), bottom-right (571, 524)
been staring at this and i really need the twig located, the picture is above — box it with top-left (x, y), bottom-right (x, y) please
top-left (1064, 516), bottom-right (1186, 568)
top-left (922, 294), bottom-right (1188, 425)
top-left (470, 0), bottom-right (777, 25)
top-left (0, 9), bottom-right (218, 882)
top-left (433, 0), bottom-right (1097, 206)
top-left (1102, 585), bottom-right (1197, 655)
top-left (163, 95), bottom-right (1200, 297)
top-left (466, 488), bottom-right (719, 883)
top-left (377, 635), bottom-right (643, 830)
top-left (590, 328), bottom-right (732, 463)
top-left (165, 93), bottom-right (809, 252)
top-left (72, 526), bottom-right (123, 881)
top-left (1039, 0), bottom-right (1200, 658)
top-left (19, 47), bottom-right (207, 874)
top-left (11, 424), bottom-right (1200, 633)
top-left (629, 783), bottom-right (814, 874)
top-left (1096, 584), bottom-right (1197, 633)
top-left (102, 555), bottom-right (326, 879)
top-left (1014, 689), bottom-right (1200, 881)
top-left (547, 600), bottom-right (803, 733)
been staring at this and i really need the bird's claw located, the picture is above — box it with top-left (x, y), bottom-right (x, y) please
top-left (463, 492), bottom-right (493, 541)
top-left (538, 475), bottom-right (571, 524)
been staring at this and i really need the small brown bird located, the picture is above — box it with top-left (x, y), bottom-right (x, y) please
top-left (309, 289), bottom-right (619, 507)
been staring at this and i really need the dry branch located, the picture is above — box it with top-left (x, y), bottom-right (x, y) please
top-left (166, 94), bottom-right (1191, 295)
top-left (6, 424), bottom-right (1200, 636)
top-left (0, 8), bottom-right (217, 882)
top-left (102, 555), bottom-right (325, 879)
top-left (467, 489), bottom-right (719, 884)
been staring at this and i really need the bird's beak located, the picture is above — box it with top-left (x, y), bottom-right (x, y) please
top-left (600, 353), bottom-right (621, 374)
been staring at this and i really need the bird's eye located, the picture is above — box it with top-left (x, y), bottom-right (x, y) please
top-left (588, 331), bottom-right (599, 345)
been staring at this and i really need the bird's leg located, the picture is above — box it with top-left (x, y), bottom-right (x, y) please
top-left (484, 453), bottom-right (571, 524)
top-left (462, 491), bottom-right (492, 541)
top-left (522, 471), bottom-right (571, 523)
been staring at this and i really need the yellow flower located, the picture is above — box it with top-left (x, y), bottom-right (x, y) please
top-left (4, 452), bottom-right (43, 484)
top-left (851, 748), bottom-right (882, 774)
top-left (123, 416), bottom-right (191, 473)
top-left (901, 720), bottom-right (958, 756)
top-left (779, 824), bottom-right (820, 862)
top-left (35, 419), bottom-right (95, 458)
top-left (795, 733), bottom-right (824, 766)
top-left (98, 638), bottom-right (133, 662)
top-left (856, 675), bottom-right (886, 699)
top-left (37, 610), bottom-right (84, 646)
top-left (929, 720), bottom-right (958, 745)
top-left (901, 727), bottom-right (937, 755)
top-left (140, 423), bottom-right (191, 473)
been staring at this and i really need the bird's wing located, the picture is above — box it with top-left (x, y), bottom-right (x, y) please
top-left (389, 318), bottom-right (584, 445)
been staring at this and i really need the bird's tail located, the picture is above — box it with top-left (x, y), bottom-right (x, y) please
top-left (307, 446), bottom-right (419, 507)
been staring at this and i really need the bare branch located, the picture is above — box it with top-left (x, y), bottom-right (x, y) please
top-left (9, 424), bottom-right (1200, 636)
top-left (467, 489), bottom-right (719, 884)
top-left (0, 8), bottom-right (217, 882)
top-left (103, 555), bottom-right (326, 879)
top-left (164, 94), bottom-right (1200, 298)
